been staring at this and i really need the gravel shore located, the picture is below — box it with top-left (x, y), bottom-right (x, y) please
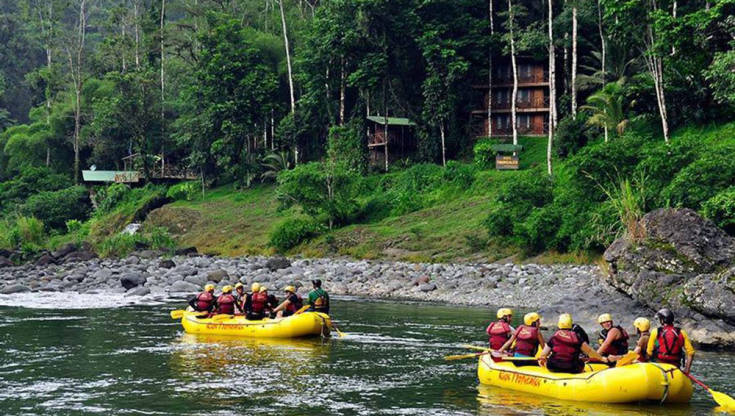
top-left (0, 253), bottom-right (731, 347)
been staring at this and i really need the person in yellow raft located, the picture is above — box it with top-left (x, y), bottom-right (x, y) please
top-left (632, 317), bottom-right (651, 362)
top-left (538, 313), bottom-right (608, 373)
top-left (498, 312), bottom-right (544, 358)
top-left (646, 308), bottom-right (695, 373)
top-left (596, 313), bottom-right (630, 364)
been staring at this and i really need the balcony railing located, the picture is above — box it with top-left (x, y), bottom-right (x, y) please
top-left (492, 96), bottom-right (550, 110)
top-left (493, 124), bottom-right (549, 136)
top-left (495, 72), bottom-right (549, 84)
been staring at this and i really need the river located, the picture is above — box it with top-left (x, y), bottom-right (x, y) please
top-left (0, 296), bottom-right (733, 415)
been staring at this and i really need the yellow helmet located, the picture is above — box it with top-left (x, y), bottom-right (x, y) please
top-left (597, 313), bottom-right (613, 324)
top-left (496, 308), bottom-right (513, 319)
top-left (235, 282), bottom-right (244, 290)
top-left (283, 285), bottom-right (296, 293)
top-left (524, 312), bottom-right (541, 326)
top-left (259, 286), bottom-right (268, 292)
top-left (251, 282), bottom-right (261, 292)
top-left (204, 284), bottom-right (215, 292)
top-left (633, 317), bottom-right (650, 332)
top-left (222, 285), bottom-right (232, 293)
top-left (558, 313), bottom-right (573, 329)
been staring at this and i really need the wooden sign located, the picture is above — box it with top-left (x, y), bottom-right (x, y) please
top-left (496, 155), bottom-right (520, 170)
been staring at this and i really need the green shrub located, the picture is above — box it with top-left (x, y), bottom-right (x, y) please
top-left (269, 217), bottom-right (325, 251)
top-left (15, 216), bottom-right (46, 247)
top-left (554, 113), bottom-right (591, 157)
top-left (442, 161), bottom-right (479, 188)
top-left (473, 138), bottom-right (497, 168)
top-left (514, 205), bottom-right (563, 253)
top-left (98, 233), bottom-right (141, 258)
top-left (663, 146), bottom-right (735, 209)
top-left (327, 119), bottom-right (367, 173)
top-left (148, 226), bottom-right (176, 251)
top-left (635, 137), bottom-right (699, 207)
top-left (702, 187), bottom-right (735, 235)
top-left (65, 219), bottom-right (82, 233)
top-left (95, 183), bottom-right (131, 214)
top-left (485, 170), bottom-right (553, 238)
top-left (0, 166), bottom-right (72, 210)
top-left (166, 181), bottom-right (199, 201)
top-left (21, 186), bottom-right (91, 230)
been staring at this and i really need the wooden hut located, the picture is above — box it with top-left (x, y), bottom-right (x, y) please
top-left (366, 115), bottom-right (417, 170)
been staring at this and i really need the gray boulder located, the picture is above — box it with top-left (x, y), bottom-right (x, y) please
top-left (169, 280), bottom-right (199, 293)
top-left (603, 208), bottom-right (735, 347)
top-left (125, 286), bottom-right (151, 297)
top-left (207, 269), bottom-right (229, 282)
top-left (418, 283), bottom-right (437, 292)
top-left (0, 256), bottom-right (13, 268)
top-left (120, 272), bottom-right (147, 290)
top-left (159, 259), bottom-right (176, 269)
top-left (1, 284), bottom-right (30, 294)
top-left (51, 243), bottom-right (77, 259)
top-left (266, 257), bottom-right (291, 271)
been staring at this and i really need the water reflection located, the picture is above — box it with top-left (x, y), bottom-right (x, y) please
top-left (476, 384), bottom-right (694, 416)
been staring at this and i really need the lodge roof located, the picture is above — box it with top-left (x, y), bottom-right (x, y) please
top-left (367, 116), bottom-right (416, 126)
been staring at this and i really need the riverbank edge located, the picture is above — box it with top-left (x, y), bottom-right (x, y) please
top-left (0, 252), bottom-right (733, 349)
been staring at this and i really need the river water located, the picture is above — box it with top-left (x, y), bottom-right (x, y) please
top-left (0, 296), bottom-right (733, 415)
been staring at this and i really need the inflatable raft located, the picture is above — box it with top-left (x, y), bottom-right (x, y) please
top-left (180, 311), bottom-right (332, 338)
top-left (478, 355), bottom-right (692, 404)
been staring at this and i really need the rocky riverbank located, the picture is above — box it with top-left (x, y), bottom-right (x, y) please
top-left (1, 246), bottom-right (732, 348)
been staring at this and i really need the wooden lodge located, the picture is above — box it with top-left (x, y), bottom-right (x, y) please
top-left (366, 115), bottom-right (417, 170)
top-left (471, 59), bottom-right (550, 138)
top-left (82, 153), bottom-right (197, 184)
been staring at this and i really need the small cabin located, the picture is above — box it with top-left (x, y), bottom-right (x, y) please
top-left (366, 116), bottom-right (417, 170)
top-left (82, 153), bottom-right (197, 184)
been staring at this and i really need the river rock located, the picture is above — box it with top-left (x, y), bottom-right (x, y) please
top-left (61, 250), bottom-right (97, 263)
top-left (603, 208), bottom-right (735, 347)
top-left (1, 284), bottom-right (31, 294)
top-left (120, 272), bottom-right (147, 290)
top-left (126, 286), bottom-right (151, 297)
top-left (207, 269), bottom-right (228, 282)
top-left (35, 254), bottom-right (56, 267)
top-left (126, 256), bottom-right (141, 265)
top-left (51, 243), bottom-right (77, 259)
top-left (0, 256), bottom-right (13, 268)
top-left (159, 259), bottom-right (176, 269)
top-left (266, 257), bottom-right (291, 271)
top-left (169, 280), bottom-right (199, 293)
top-left (418, 283), bottom-right (437, 292)
top-left (184, 275), bottom-right (205, 286)
top-left (175, 246), bottom-right (198, 256)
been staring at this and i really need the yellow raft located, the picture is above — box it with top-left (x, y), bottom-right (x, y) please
top-left (180, 311), bottom-right (332, 338)
top-left (478, 354), bottom-right (692, 404)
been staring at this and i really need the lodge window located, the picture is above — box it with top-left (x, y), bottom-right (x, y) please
top-left (518, 89), bottom-right (530, 103)
top-left (517, 114), bottom-right (531, 129)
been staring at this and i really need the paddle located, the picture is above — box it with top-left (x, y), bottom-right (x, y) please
top-left (294, 304), bottom-right (311, 315)
top-left (170, 309), bottom-right (207, 319)
top-left (684, 372), bottom-right (735, 411)
top-left (462, 344), bottom-right (490, 352)
top-left (330, 321), bottom-right (346, 338)
top-left (445, 350), bottom-right (539, 362)
top-left (614, 351), bottom-right (639, 367)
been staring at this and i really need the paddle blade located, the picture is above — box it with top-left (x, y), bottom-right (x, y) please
top-left (711, 389), bottom-right (735, 411)
top-left (461, 344), bottom-right (489, 352)
top-left (211, 314), bottom-right (233, 321)
top-left (170, 310), bottom-right (185, 319)
top-left (445, 352), bottom-right (482, 361)
top-left (615, 351), bottom-right (639, 367)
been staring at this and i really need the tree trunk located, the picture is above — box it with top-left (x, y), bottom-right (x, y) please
top-left (383, 78), bottom-right (389, 172)
top-left (547, 0), bottom-right (554, 175)
top-left (571, 4), bottom-right (578, 117)
top-left (597, 0), bottom-right (607, 141)
top-left (644, 0), bottom-right (670, 144)
top-left (508, 0), bottom-right (518, 146)
top-left (67, 0), bottom-right (87, 185)
top-left (160, 0), bottom-right (166, 176)
top-left (339, 57), bottom-right (345, 126)
top-left (487, 0), bottom-right (494, 138)
top-left (279, 0), bottom-right (297, 163)
top-left (440, 121), bottom-right (446, 167)
top-left (134, 0), bottom-right (140, 69)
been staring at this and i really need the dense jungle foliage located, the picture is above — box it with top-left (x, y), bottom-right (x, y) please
top-left (0, 0), bottom-right (732, 259)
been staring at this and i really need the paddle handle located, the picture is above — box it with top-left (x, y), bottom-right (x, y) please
top-left (684, 372), bottom-right (710, 390)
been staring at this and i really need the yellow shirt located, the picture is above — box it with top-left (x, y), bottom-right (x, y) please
top-left (646, 327), bottom-right (695, 358)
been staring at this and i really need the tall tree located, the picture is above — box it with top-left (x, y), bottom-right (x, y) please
top-left (571, 1), bottom-right (577, 116)
top-left (278, 0), bottom-right (297, 163)
top-left (64, 0), bottom-right (88, 184)
top-left (506, 0), bottom-right (518, 145)
top-left (547, 0), bottom-right (555, 175)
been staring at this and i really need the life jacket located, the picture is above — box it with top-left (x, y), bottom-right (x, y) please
top-left (599, 325), bottom-right (629, 356)
top-left (216, 294), bottom-right (235, 315)
top-left (312, 290), bottom-right (329, 312)
top-left (286, 294), bottom-right (304, 314)
top-left (655, 325), bottom-right (684, 365)
top-left (195, 291), bottom-right (214, 311)
top-left (514, 325), bottom-right (539, 357)
top-left (549, 329), bottom-right (582, 368)
top-left (251, 292), bottom-right (268, 313)
top-left (486, 320), bottom-right (512, 350)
